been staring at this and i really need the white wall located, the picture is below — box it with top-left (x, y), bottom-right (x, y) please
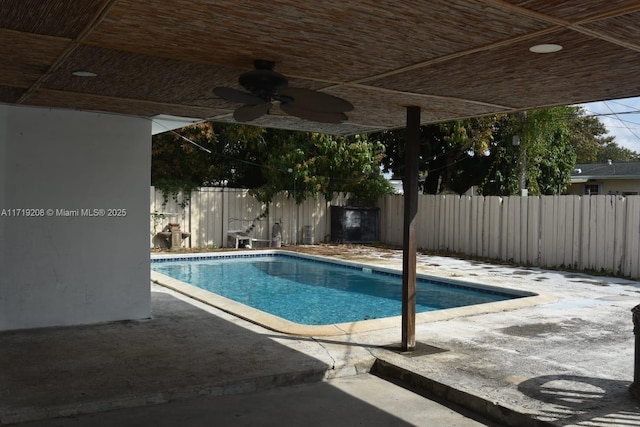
top-left (0, 105), bottom-right (151, 330)
top-left (568, 179), bottom-right (640, 196)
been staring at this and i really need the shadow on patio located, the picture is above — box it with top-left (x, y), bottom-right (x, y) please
top-left (0, 291), bottom-right (340, 424)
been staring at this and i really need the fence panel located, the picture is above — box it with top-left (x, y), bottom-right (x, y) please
top-left (589, 197), bottom-right (601, 270)
top-left (578, 196), bottom-right (590, 270)
top-left (451, 196), bottom-right (460, 253)
top-left (470, 195), bottom-right (484, 257)
top-left (486, 197), bottom-right (502, 259)
top-left (614, 196), bottom-right (626, 275)
top-left (189, 187), bottom-right (223, 248)
top-left (423, 195), bottom-right (436, 249)
top-left (515, 196), bottom-right (528, 264)
top-left (443, 196), bottom-right (455, 252)
top-left (568, 196), bottom-right (581, 269)
top-left (525, 196), bottom-right (540, 265)
top-left (459, 196), bottom-right (471, 254)
top-left (503, 197), bottom-right (516, 262)
top-left (603, 195), bottom-right (616, 272)
top-left (593, 196), bottom-right (606, 271)
top-left (625, 197), bottom-right (640, 278)
top-left (434, 195), bottom-right (444, 250)
top-left (539, 196), bottom-right (556, 267)
top-left (416, 195), bottom-right (428, 249)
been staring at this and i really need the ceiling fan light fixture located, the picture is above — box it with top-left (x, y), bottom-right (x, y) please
top-left (529, 43), bottom-right (563, 54)
top-left (72, 70), bottom-right (98, 77)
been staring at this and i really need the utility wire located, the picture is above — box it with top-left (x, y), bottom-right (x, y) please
top-left (602, 101), bottom-right (640, 144)
top-left (151, 118), bottom-right (211, 153)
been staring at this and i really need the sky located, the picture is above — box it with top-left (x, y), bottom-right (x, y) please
top-left (581, 96), bottom-right (640, 154)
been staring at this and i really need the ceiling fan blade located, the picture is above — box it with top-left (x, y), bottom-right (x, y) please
top-left (280, 103), bottom-right (348, 124)
top-left (213, 87), bottom-right (264, 105)
top-left (278, 88), bottom-right (354, 113)
top-left (233, 103), bottom-right (270, 122)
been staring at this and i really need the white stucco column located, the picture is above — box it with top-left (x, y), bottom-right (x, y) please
top-left (0, 105), bottom-right (151, 330)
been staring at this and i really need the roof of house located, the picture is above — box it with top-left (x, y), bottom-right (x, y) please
top-left (571, 162), bottom-right (640, 181)
top-left (4, 2), bottom-right (640, 135)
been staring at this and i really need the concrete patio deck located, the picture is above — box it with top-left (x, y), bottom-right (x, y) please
top-left (2, 246), bottom-right (640, 426)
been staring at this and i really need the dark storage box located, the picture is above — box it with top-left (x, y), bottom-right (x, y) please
top-left (330, 206), bottom-right (379, 243)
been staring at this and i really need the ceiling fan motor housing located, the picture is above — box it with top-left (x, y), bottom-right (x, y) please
top-left (238, 69), bottom-right (288, 100)
top-left (215, 59), bottom-right (353, 123)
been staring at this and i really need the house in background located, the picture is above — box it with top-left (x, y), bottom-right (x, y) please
top-left (568, 161), bottom-right (640, 196)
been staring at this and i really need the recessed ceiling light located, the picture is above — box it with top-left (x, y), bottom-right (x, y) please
top-left (72, 70), bottom-right (98, 77)
top-left (529, 44), bottom-right (563, 54)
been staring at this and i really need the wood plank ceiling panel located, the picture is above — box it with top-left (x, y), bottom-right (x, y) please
top-left (0, 29), bottom-right (69, 87)
top-left (84, 0), bottom-right (551, 81)
top-left (366, 29), bottom-right (640, 109)
top-left (0, 0), bottom-right (113, 37)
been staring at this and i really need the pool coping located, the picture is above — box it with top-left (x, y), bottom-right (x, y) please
top-left (150, 250), bottom-right (557, 336)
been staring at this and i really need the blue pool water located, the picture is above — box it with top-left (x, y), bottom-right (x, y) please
top-left (152, 254), bottom-right (523, 325)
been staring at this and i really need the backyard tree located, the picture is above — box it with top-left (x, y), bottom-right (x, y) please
top-left (375, 106), bottom-right (616, 196)
top-left (594, 141), bottom-right (640, 162)
top-left (566, 107), bottom-right (640, 162)
top-left (152, 122), bottom-right (267, 205)
top-left (372, 117), bottom-right (497, 194)
top-left (569, 108), bottom-right (615, 163)
top-left (236, 129), bottom-right (392, 206)
top-left (480, 107), bottom-right (577, 196)
top-left (152, 123), bottom-right (391, 206)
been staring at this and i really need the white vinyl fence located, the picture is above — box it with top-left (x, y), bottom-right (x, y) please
top-left (380, 194), bottom-right (640, 278)
top-left (150, 187), bottom-right (346, 249)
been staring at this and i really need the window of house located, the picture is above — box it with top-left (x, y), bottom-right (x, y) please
top-left (584, 184), bottom-right (601, 195)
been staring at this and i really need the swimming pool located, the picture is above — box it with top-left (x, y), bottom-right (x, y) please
top-left (151, 251), bottom-right (541, 335)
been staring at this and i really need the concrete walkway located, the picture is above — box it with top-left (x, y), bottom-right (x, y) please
top-left (15, 374), bottom-right (500, 427)
top-left (2, 247), bottom-right (640, 426)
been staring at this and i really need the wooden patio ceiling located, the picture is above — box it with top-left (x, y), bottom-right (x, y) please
top-left (3, 1), bottom-right (640, 135)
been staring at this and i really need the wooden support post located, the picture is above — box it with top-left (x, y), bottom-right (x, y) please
top-left (402, 105), bottom-right (420, 351)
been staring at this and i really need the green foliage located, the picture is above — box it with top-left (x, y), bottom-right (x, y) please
top-left (152, 122), bottom-right (267, 206)
top-left (521, 107), bottom-right (576, 195)
top-left (373, 106), bottom-right (612, 196)
top-left (249, 130), bottom-right (392, 206)
top-left (372, 117), bottom-right (497, 194)
top-left (566, 107), bottom-right (640, 162)
top-left (152, 123), bottom-right (392, 207)
top-left (569, 108), bottom-right (614, 163)
top-left (480, 107), bottom-right (577, 195)
top-left (595, 142), bottom-right (640, 162)
top-left (154, 178), bottom-right (199, 208)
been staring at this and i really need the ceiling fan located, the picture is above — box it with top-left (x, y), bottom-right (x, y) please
top-left (213, 60), bottom-right (354, 124)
